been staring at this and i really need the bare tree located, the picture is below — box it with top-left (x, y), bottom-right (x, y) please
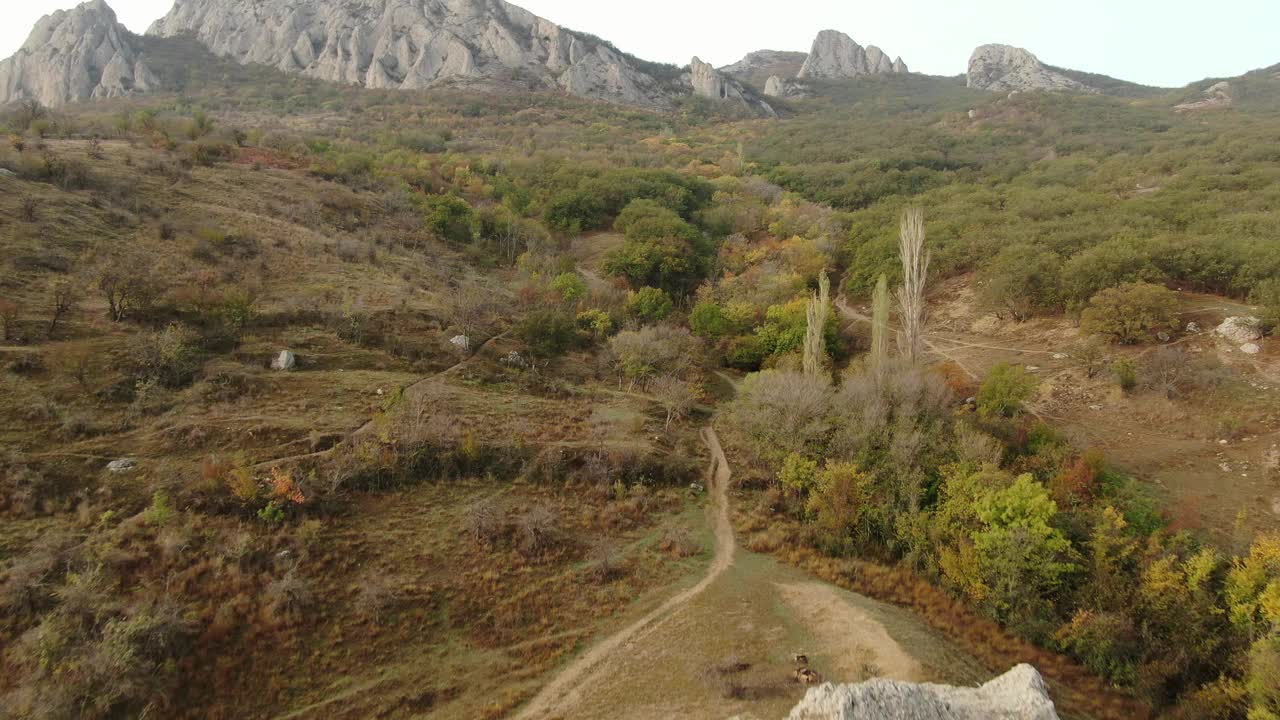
top-left (445, 282), bottom-right (495, 355)
top-left (803, 270), bottom-right (830, 378)
top-left (651, 375), bottom-right (696, 429)
top-left (48, 281), bottom-right (78, 336)
top-left (871, 273), bottom-right (891, 375)
top-left (896, 208), bottom-right (930, 365)
top-left (96, 258), bottom-right (162, 322)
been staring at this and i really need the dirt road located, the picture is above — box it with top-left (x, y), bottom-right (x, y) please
top-left (514, 426), bottom-right (737, 720)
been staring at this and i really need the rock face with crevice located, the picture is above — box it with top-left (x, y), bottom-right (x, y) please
top-left (146, 0), bottom-right (681, 109)
top-left (688, 56), bottom-right (775, 115)
top-left (787, 664), bottom-right (1060, 720)
top-left (0, 0), bottom-right (157, 107)
top-left (797, 30), bottom-right (908, 80)
top-left (966, 44), bottom-right (1092, 93)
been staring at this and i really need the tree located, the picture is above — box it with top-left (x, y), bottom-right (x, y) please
top-left (0, 300), bottom-right (18, 340)
top-left (651, 375), bottom-right (696, 429)
top-left (690, 301), bottom-right (731, 338)
top-left (779, 453), bottom-right (819, 495)
top-left (48, 281), bottom-right (78, 336)
top-left (1080, 282), bottom-right (1179, 345)
top-left (896, 207), bottom-right (929, 364)
top-left (96, 259), bottom-right (162, 322)
top-left (803, 270), bottom-right (830, 378)
top-left (603, 199), bottom-right (710, 297)
top-left (625, 287), bottom-right (673, 323)
top-left (444, 283), bottom-right (495, 354)
top-left (728, 370), bottom-right (832, 463)
top-left (807, 461), bottom-right (880, 554)
top-left (977, 363), bottom-right (1039, 418)
top-left (422, 194), bottom-right (476, 244)
top-left (871, 273), bottom-right (891, 374)
top-left (972, 474), bottom-right (1076, 628)
top-left (1250, 278), bottom-right (1280, 336)
top-left (516, 309), bottom-right (578, 359)
top-left (550, 272), bottom-right (587, 304)
top-left (608, 325), bottom-right (700, 389)
top-left (981, 244), bottom-right (1065, 321)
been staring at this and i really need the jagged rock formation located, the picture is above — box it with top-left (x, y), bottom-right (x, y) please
top-left (719, 49), bottom-right (808, 87)
top-left (764, 75), bottom-right (807, 98)
top-left (147, 0), bottom-right (681, 109)
top-left (787, 664), bottom-right (1060, 720)
top-left (1176, 80), bottom-right (1233, 111)
top-left (687, 57), bottom-right (775, 116)
top-left (797, 30), bottom-right (907, 80)
top-left (966, 44), bottom-right (1093, 93)
top-left (0, 0), bottom-right (157, 107)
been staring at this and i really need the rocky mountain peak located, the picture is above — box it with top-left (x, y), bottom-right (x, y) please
top-left (0, 0), bottom-right (156, 106)
top-left (797, 29), bottom-right (908, 80)
top-left (145, 0), bottom-right (681, 109)
top-left (966, 44), bottom-right (1093, 93)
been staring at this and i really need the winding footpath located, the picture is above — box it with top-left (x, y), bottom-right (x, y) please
top-left (515, 426), bottom-right (736, 720)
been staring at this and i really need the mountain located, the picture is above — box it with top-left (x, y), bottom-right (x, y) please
top-left (966, 44), bottom-right (1093, 93)
top-left (146, 0), bottom-right (687, 109)
top-left (797, 30), bottom-right (907, 80)
top-left (0, 0), bottom-right (157, 106)
top-left (719, 50), bottom-right (808, 87)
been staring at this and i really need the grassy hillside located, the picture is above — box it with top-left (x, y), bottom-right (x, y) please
top-left (1, 40), bottom-right (1279, 720)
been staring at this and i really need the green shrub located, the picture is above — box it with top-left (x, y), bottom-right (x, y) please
top-left (1113, 358), bottom-right (1138, 392)
top-left (516, 309), bottom-right (579, 358)
top-left (576, 309), bottom-right (616, 339)
top-left (550, 272), bottom-right (587, 303)
top-left (778, 453), bottom-right (818, 495)
top-left (1080, 282), bottom-right (1180, 344)
top-left (977, 363), bottom-right (1039, 418)
top-left (625, 287), bottom-right (674, 323)
top-left (422, 194), bottom-right (476, 244)
top-left (1250, 278), bottom-right (1280, 335)
top-left (690, 301), bottom-right (731, 338)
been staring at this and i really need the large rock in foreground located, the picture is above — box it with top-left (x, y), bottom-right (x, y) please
top-left (797, 30), bottom-right (907, 80)
top-left (0, 0), bottom-right (156, 107)
top-left (966, 44), bottom-right (1092, 93)
top-left (147, 0), bottom-right (679, 109)
top-left (787, 664), bottom-right (1059, 720)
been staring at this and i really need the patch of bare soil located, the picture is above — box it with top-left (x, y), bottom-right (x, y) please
top-left (774, 582), bottom-right (923, 682)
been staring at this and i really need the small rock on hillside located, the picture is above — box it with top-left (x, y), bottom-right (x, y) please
top-left (966, 44), bottom-right (1093, 93)
top-left (1176, 81), bottom-right (1233, 111)
top-left (787, 664), bottom-right (1059, 720)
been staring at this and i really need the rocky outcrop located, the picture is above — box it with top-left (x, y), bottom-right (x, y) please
top-left (1175, 80), bottom-right (1233, 111)
top-left (719, 49), bottom-right (808, 87)
top-left (797, 30), bottom-right (908, 80)
top-left (966, 44), bottom-right (1093, 93)
top-left (688, 57), bottom-right (775, 116)
top-left (0, 0), bottom-right (156, 107)
top-left (787, 664), bottom-right (1059, 720)
top-left (147, 0), bottom-right (680, 109)
top-left (764, 75), bottom-right (807, 98)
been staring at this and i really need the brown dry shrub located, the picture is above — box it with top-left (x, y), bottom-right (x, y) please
top-left (516, 505), bottom-right (561, 558)
top-left (657, 528), bottom-right (702, 558)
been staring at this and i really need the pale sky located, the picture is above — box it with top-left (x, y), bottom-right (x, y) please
top-left (3, 0), bottom-right (1277, 88)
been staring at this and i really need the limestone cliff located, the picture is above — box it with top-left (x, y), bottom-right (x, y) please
top-left (797, 30), bottom-right (908, 80)
top-left (966, 44), bottom-right (1093, 93)
top-left (147, 0), bottom-right (681, 109)
top-left (0, 0), bottom-right (156, 107)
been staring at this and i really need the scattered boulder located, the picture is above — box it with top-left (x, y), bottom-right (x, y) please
top-left (1186, 321), bottom-right (1201, 333)
top-left (1216, 316), bottom-right (1262, 344)
top-left (0, 168), bottom-right (16, 177)
top-left (787, 664), bottom-right (1059, 720)
top-left (450, 335), bottom-right (471, 352)
top-left (107, 458), bottom-right (137, 473)
top-left (1241, 343), bottom-right (1262, 355)
top-left (966, 44), bottom-right (1094, 93)
top-left (270, 350), bottom-right (296, 370)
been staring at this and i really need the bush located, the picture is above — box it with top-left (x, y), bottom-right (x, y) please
top-left (981, 244), bottom-right (1065, 321)
top-left (608, 325), bottom-right (700, 387)
top-left (778, 453), bottom-right (818, 495)
top-left (625, 287), bottom-right (674, 323)
top-left (422, 194), bottom-right (476, 244)
top-left (977, 363), bottom-right (1039, 418)
top-left (575, 309), bottom-right (616, 339)
top-left (1113, 358), bottom-right (1138, 392)
top-left (1080, 282), bottom-right (1179, 344)
top-left (1250, 278), bottom-right (1280, 335)
top-left (123, 323), bottom-right (203, 389)
top-left (516, 308), bottom-right (579, 359)
top-left (550, 272), bottom-right (587, 303)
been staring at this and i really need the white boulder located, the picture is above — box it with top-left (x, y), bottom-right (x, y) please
top-left (1216, 316), bottom-right (1262, 344)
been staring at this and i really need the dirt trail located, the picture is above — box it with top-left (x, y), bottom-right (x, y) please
top-left (514, 426), bottom-right (737, 720)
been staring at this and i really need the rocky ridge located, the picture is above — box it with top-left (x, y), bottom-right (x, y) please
top-left (688, 57), bottom-right (775, 115)
top-left (787, 664), bottom-right (1060, 720)
top-left (797, 29), bottom-right (907, 80)
top-left (966, 44), bottom-right (1093, 93)
top-left (145, 0), bottom-right (683, 109)
top-left (719, 49), bottom-right (808, 87)
top-left (0, 0), bottom-right (157, 107)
